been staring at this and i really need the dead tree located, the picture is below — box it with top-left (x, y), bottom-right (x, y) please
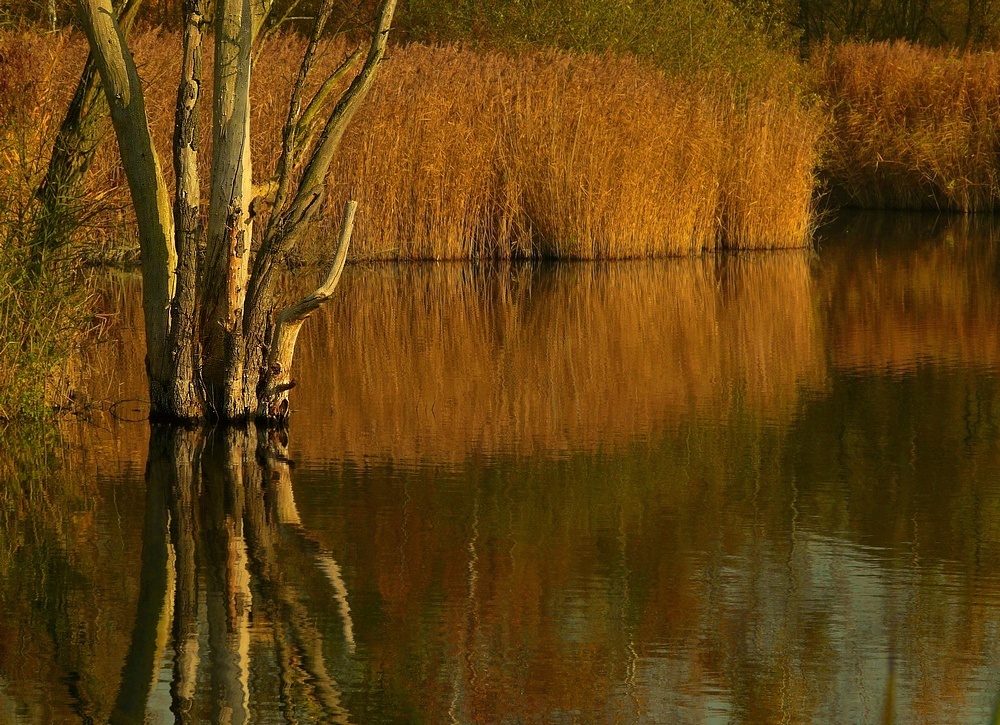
top-left (73, 0), bottom-right (397, 422)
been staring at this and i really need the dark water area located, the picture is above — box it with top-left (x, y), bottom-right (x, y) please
top-left (3, 211), bottom-right (1000, 722)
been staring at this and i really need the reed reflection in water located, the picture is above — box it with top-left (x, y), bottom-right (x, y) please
top-left (291, 252), bottom-right (827, 461)
top-left (2, 213), bottom-right (1000, 722)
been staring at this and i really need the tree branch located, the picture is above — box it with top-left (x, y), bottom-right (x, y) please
top-left (294, 0), bottom-right (398, 203)
top-left (35, 0), bottom-right (144, 255)
top-left (293, 46), bottom-right (363, 157)
top-left (244, 0), bottom-right (395, 338)
top-left (269, 0), bottom-right (339, 224)
top-left (256, 200), bottom-right (356, 419)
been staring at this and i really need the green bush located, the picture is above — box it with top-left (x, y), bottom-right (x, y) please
top-left (398, 0), bottom-right (801, 88)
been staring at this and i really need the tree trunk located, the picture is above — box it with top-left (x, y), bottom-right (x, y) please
top-left (36, 0), bottom-right (142, 258)
top-left (74, 0), bottom-right (178, 412)
top-left (200, 0), bottom-right (258, 419)
top-left (74, 0), bottom-right (397, 423)
top-left (163, 0), bottom-right (207, 420)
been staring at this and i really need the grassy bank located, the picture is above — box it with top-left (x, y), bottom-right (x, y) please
top-left (18, 31), bottom-right (823, 261)
top-left (814, 41), bottom-right (1000, 212)
top-left (0, 33), bottom-right (90, 421)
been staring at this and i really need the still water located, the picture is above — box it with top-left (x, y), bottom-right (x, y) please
top-left (3, 212), bottom-right (1000, 723)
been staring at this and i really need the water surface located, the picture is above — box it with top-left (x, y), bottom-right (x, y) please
top-left (2, 212), bottom-right (1000, 723)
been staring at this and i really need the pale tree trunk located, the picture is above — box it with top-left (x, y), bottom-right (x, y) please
top-left (200, 0), bottom-right (259, 419)
top-left (74, 0), bottom-right (397, 422)
top-left (74, 0), bottom-right (177, 410)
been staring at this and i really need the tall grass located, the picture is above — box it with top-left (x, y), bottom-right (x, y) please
top-left (0, 32), bottom-right (93, 421)
top-left (18, 31), bottom-right (824, 261)
top-left (814, 41), bottom-right (1000, 212)
top-left (247, 39), bottom-right (823, 258)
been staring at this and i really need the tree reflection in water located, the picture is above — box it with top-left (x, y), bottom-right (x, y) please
top-left (114, 425), bottom-right (355, 723)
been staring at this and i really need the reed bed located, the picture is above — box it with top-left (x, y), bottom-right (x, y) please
top-left (276, 42), bottom-right (824, 257)
top-left (18, 31), bottom-right (824, 260)
top-left (814, 41), bottom-right (1000, 211)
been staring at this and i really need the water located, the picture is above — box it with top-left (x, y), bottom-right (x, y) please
top-left (3, 212), bottom-right (1000, 722)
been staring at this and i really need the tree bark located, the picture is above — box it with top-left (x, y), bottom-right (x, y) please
top-left (74, 0), bottom-right (178, 413)
top-left (200, 0), bottom-right (258, 419)
top-left (163, 0), bottom-right (207, 420)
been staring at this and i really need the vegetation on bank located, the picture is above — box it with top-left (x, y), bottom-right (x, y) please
top-left (16, 27), bottom-right (1000, 269)
top-left (7, 29), bottom-right (1000, 260)
top-left (14, 32), bottom-right (823, 262)
top-left (814, 41), bottom-right (1000, 211)
top-left (313, 43), bottom-right (821, 258)
top-left (0, 33), bottom-right (90, 421)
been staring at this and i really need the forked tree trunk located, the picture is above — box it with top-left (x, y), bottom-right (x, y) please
top-left (73, 0), bottom-right (398, 422)
top-left (200, 0), bottom-right (257, 419)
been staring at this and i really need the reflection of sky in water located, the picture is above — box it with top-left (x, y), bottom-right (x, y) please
top-left (2, 212), bottom-right (1000, 721)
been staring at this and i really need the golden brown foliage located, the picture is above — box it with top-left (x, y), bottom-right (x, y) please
top-left (815, 41), bottom-right (1000, 211)
top-left (282, 41), bottom-right (823, 258)
top-left (20, 31), bottom-right (823, 260)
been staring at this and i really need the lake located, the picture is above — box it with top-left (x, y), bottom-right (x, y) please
top-left (2, 211), bottom-right (1000, 723)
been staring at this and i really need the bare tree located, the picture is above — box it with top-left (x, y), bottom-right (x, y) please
top-left (73, 0), bottom-right (397, 422)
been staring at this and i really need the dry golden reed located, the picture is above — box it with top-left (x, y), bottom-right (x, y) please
top-left (814, 41), bottom-right (1000, 212)
top-left (321, 44), bottom-right (824, 258)
top-left (18, 31), bottom-right (824, 260)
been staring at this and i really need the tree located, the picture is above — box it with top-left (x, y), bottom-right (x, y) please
top-left (73, 0), bottom-right (397, 422)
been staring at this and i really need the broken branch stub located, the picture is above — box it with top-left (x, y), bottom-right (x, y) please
top-left (257, 199), bottom-right (357, 420)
